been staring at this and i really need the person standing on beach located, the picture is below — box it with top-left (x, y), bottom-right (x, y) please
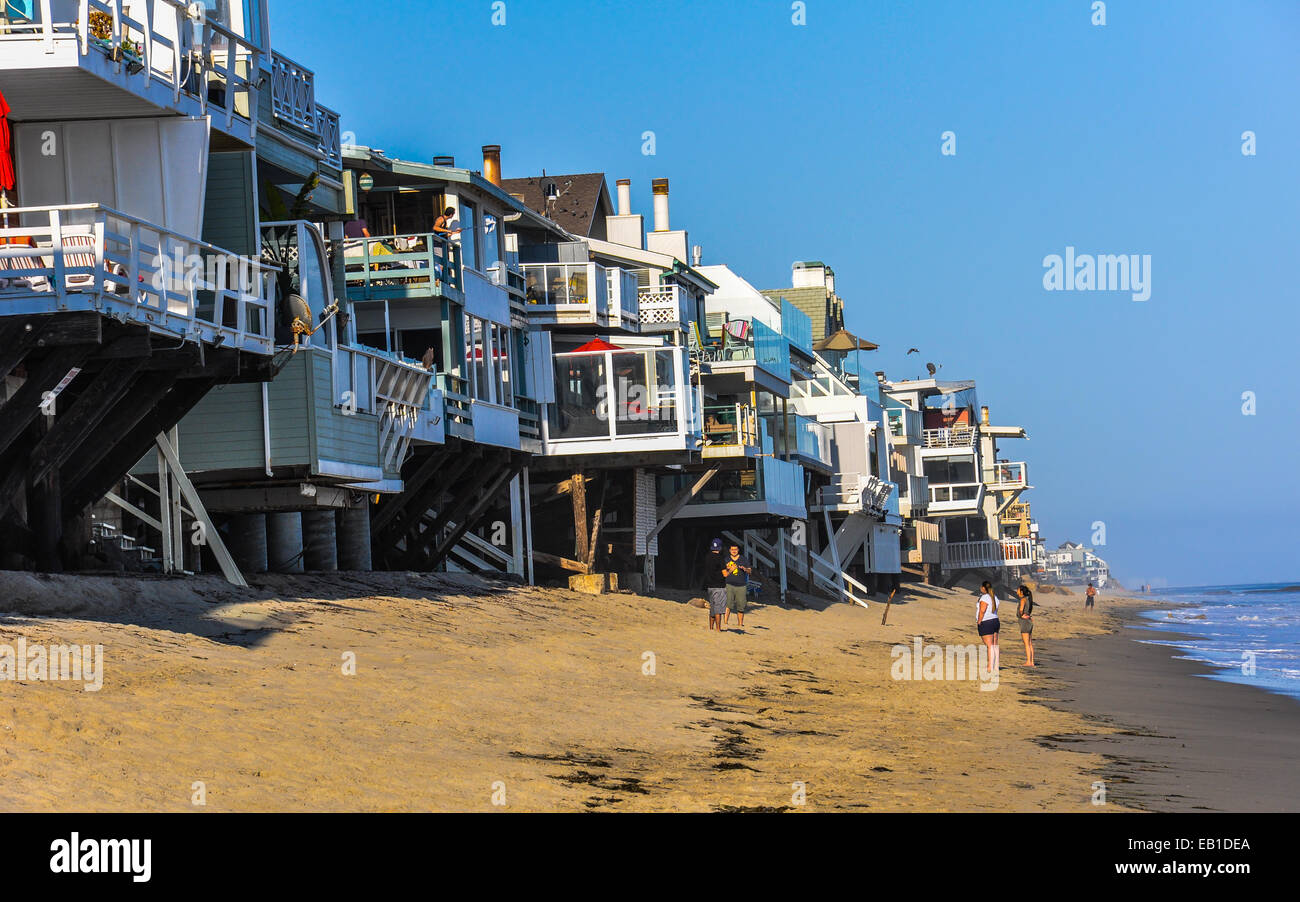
top-left (723, 544), bottom-right (753, 629)
top-left (1016, 585), bottom-right (1035, 666)
top-left (1085, 582), bottom-right (1097, 611)
top-left (703, 538), bottom-right (728, 632)
top-left (977, 580), bottom-right (1000, 672)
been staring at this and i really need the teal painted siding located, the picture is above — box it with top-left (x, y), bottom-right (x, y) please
top-left (135, 350), bottom-right (381, 479)
top-left (306, 350), bottom-right (381, 472)
top-left (202, 152), bottom-right (257, 257)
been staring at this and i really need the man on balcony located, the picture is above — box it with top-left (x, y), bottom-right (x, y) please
top-left (432, 207), bottom-right (462, 241)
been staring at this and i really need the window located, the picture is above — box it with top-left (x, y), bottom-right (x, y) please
top-left (459, 200), bottom-right (478, 271)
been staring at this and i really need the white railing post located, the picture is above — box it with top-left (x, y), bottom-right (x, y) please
top-left (48, 208), bottom-right (66, 296)
top-left (126, 218), bottom-right (140, 308)
top-left (139, 0), bottom-right (153, 82)
top-left (43, 0), bottom-right (57, 52)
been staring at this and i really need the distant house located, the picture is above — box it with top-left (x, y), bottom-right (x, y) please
top-left (762, 260), bottom-right (846, 343)
top-left (500, 173), bottom-right (615, 241)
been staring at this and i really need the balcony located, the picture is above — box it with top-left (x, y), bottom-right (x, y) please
top-left (267, 51), bottom-right (342, 169)
top-left (342, 233), bottom-right (464, 303)
top-left (667, 456), bottom-right (807, 521)
top-left (984, 461), bottom-right (1028, 490)
top-left (897, 473), bottom-right (929, 518)
top-left (943, 537), bottom-right (1034, 569)
top-left (0, 203), bottom-right (273, 355)
top-left (764, 411), bottom-right (832, 472)
top-left (814, 472), bottom-right (896, 517)
top-left (0, 0), bottom-right (263, 145)
top-left (781, 298), bottom-right (813, 357)
top-left (706, 317), bottom-right (791, 389)
top-left (886, 406), bottom-right (924, 444)
top-left (520, 262), bottom-right (639, 330)
top-left (542, 345), bottom-right (698, 457)
top-left (922, 426), bottom-right (977, 449)
top-left (637, 284), bottom-right (689, 332)
top-left (927, 481), bottom-right (983, 513)
top-left (1001, 501), bottom-right (1031, 523)
top-left (702, 402), bottom-right (760, 458)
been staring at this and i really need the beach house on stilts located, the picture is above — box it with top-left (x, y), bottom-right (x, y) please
top-left (501, 173), bottom-right (712, 591)
top-left (0, 0), bottom-right (279, 578)
top-left (103, 26), bottom-right (441, 580)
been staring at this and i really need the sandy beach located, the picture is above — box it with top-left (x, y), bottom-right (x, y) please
top-left (1, 571), bottom-right (1294, 812)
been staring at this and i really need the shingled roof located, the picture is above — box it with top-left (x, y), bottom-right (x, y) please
top-left (499, 173), bottom-right (614, 240)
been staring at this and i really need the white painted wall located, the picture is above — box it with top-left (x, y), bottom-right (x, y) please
top-left (14, 117), bottom-right (209, 238)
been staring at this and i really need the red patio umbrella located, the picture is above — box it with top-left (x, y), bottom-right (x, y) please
top-left (0, 88), bottom-right (14, 226)
top-left (572, 338), bottom-right (623, 352)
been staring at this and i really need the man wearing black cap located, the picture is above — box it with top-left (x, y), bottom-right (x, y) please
top-left (703, 538), bottom-right (728, 631)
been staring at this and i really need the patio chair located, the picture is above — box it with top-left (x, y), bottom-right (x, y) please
top-left (62, 233), bottom-right (127, 293)
top-left (0, 239), bottom-right (52, 292)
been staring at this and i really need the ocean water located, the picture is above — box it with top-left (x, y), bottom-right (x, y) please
top-left (1137, 582), bottom-right (1300, 703)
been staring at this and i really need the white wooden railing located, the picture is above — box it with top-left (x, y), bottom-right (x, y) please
top-left (922, 426), bottom-right (976, 448)
top-left (0, 203), bottom-right (274, 354)
top-left (984, 461), bottom-right (1028, 490)
top-left (943, 537), bottom-right (1034, 569)
top-left (818, 472), bottom-right (895, 515)
top-left (1, 1), bottom-right (264, 136)
top-left (269, 50), bottom-right (342, 168)
top-left (334, 344), bottom-right (436, 468)
top-left (637, 285), bottom-right (688, 327)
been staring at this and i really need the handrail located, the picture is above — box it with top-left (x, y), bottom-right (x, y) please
top-left (0, 203), bottom-right (273, 352)
top-left (922, 426), bottom-right (977, 448)
top-left (343, 232), bottom-right (463, 297)
top-left (3, 1), bottom-right (265, 136)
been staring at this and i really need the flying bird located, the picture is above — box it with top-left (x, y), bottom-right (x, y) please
top-left (906, 348), bottom-right (920, 355)
top-left (926, 362), bottom-right (941, 377)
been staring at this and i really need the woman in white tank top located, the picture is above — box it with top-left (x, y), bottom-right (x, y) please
top-left (976, 580), bottom-right (1000, 673)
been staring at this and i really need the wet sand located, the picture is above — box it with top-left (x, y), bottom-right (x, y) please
top-left (1028, 607), bottom-right (1300, 811)
top-left (0, 571), bottom-right (1290, 812)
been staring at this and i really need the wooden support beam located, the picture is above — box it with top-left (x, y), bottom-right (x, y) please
top-left (531, 550), bottom-right (589, 573)
top-left (155, 430), bottom-right (248, 588)
top-left (0, 322), bottom-right (46, 379)
top-left (28, 357), bottom-right (147, 486)
top-left (585, 474), bottom-right (608, 571)
top-left (0, 345), bottom-right (96, 460)
top-left (572, 468), bottom-right (588, 562)
top-left (58, 371), bottom-right (179, 508)
top-left (646, 467), bottom-right (719, 547)
top-left (21, 312), bottom-right (103, 347)
top-left (61, 376), bottom-right (212, 518)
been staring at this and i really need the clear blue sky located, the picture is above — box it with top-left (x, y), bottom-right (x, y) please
top-left (272, 0), bottom-right (1299, 587)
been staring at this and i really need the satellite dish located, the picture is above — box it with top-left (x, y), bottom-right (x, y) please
top-left (287, 293), bottom-right (312, 327)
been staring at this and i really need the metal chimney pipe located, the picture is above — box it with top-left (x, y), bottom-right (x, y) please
top-left (981, 405), bottom-right (990, 425)
top-left (651, 178), bottom-right (670, 231)
top-left (616, 179), bottom-right (631, 216)
top-left (481, 145), bottom-right (501, 186)
top-left (691, 244), bottom-right (702, 266)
